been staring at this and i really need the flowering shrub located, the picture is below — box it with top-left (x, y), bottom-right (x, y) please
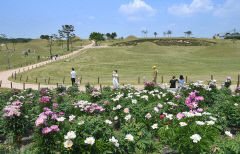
top-left (224, 77), bottom-right (232, 88)
top-left (144, 81), bottom-right (155, 91)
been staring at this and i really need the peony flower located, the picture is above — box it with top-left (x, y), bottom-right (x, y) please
top-left (145, 113), bottom-right (152, 119)
top-left (52, 103), bottom-right (58, 107)
top-left (57, 117), bottom-right (66, 122)
top-left (197, 108), bottom-right (203, 112)
top-left (166, 114), bottom-right (173, 120)
top-left (234, 103), bottom-right (238, 107)
top-left (132, 99), bottom-right (137, 104)
top-left (225, 131), bottom-right (233, 138)
top-left (196, 121), bottom-right (205, 125)
top-left (84, 137), bottom-right (95, 145)
top-left (160, 115), bottom-right (165, 119)
top-left (42, 127), bottom-right (52, 134)
top-left (116, 105), bottom-right (122, 109)
top-left (125, 134), bottom-right (134, 141)
top-left (124, 114), bottom-right (132, 121)
top-left (114, 116), bottom-right (118, 120)
top-left (50, 125), bottom-right (60, 132)
top-left (105, 119), bottom-right (112, 125)
top-left (109, 136), bottom-right (119, 147)
top-left (157, 103), bottom-right (163, 108)
top-left (35, 118), bottom-right (45, 127)
top-left (190, 134), bottom-right (201, 143)
top-left (176, 113), bottom-right (184, 120)
top-left (78, 121), bottom-right (85, 125)
top-left (124, 108), bottom-right (130, 113)
top-left (151, 124), bottom-right (158, 129)
top-left (64, 140), bottom-right (73, 148)
top-left (69, 115), bottom-right (76, 121)
top-left (206, 121), bottom-right (215, 125)
top-left (154, 107), bottom-right (159, 113)
top-left (179, 122), bottom-right (187, 127)
top-left (66, 131), bottom-right (76, 139)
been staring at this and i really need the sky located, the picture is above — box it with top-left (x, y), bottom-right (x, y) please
top-left (0, 0), bottom-right (240, 39)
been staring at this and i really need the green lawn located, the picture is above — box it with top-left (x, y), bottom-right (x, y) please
top-left (0, 39), bottom-right (91, 71)
top-left (10, 38), bottom-right (240, 86)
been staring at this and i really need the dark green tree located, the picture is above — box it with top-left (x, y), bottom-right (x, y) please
top-left (154, 32), bottom-right (158, 38)
top-left (106, 33), bottom-right (111, 40)
top-left (89, 32), bottom-right (105, 46)
top-left (40, 35), bottom-right (50, 40)
top-left (111, 32), bottom-right (117, 39)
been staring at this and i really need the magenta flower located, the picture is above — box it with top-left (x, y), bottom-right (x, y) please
top-left (42, 127), bottom-right (52, 134)
top-left (51, 114), bottom-right (58, 119)
top-left (50, 125), bottom-right (60, 132)
top-left (197, 108), bottom-right (203, 112)
top-left (53, 103), bottom-right (58, 107)
top-left (175, 95), bottom-right (181, 99)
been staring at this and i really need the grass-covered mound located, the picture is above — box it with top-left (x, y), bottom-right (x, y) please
top-left (112, 38), bottom-right (216, 46)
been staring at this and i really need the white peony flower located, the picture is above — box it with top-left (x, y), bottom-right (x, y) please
top-left (166, 114), bottom-right (173, 120)
top-left (206, 121), bottom-right (215, 125)
top-left (151, 124), bottom-right (158, 129)
top-left (179, 122), bottom-right (187, 127)
top-left (57, 117), bottom-right (66, 122)
top-left (124, 114), bottom-right (132, 121)
top-left (116, 105), bottom-right (122, 109)
top-left (109, 136), bottom-right (118, 144)
top-left (154, 107), bottom-right (159, 113)
top-left (196, 121), bottom-right (205, 125)
top-left (64, 140), bottom-right (73, 148)
top-left (105, 119), bottom-right (112, 125)
top-left (190, 134), bottom-right (201, 143)
top-left (66, 131), bottom-right (76, 139)
top-left (125, 134), bottom-right (134, 141)
top-left (114, 116), bottom-right (118, 120)
top-left (132, 99), bottom-right (137, 104)
top-left (84, 137), bottom-right (95, 145)
top-left (69, 115), bottom-right (76, 121)
top-left (78, 120), bottom-right (85, 125)
top-left (225, 131), bottom-right (233, 138)
top-left (209, 116), bottom-right (217, 121)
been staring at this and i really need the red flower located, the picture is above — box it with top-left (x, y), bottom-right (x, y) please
top-left (160, 115), bottom-right (165, 119)
top-left (166, 121), bottom-right (171, 125)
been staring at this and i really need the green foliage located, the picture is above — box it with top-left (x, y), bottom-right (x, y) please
top-left (89, 32), bottom-right (105, 45)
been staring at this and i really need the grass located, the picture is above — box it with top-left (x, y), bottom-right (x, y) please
top-left (10, 38), bottom-right (240, 86)
top-left (0, 39), bottom-right (91, 71)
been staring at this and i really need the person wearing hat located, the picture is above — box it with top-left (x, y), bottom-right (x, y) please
top-left (152, 66), bottom-right (158, 85)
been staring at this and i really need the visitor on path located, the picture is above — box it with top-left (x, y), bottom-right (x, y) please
top-left (70, 68), bottom-right (77, 86)
top-left (152, 66), bottom-right (158, 85)
top-left (112, 70), bottom-right (119, 89)
top-left (170, 76), bottom-right (178, 88)
top-left (77, 78), bottom-right (81, 87)
top-left (178, 75), bottom-right (185, 89)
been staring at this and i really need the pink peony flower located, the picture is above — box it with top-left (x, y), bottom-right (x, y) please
top-left (197, 108), bottom-right (203, 112)
top-left (176, 113), bottom-right (184, 120)
top-left (53, 103), bottom-right (58, 107)
top-left (50, 125), bottom-right (60, 131)
top-left (145, 113), bottom-right (152, 119)
top-left (160, 115), bottom-right (165, 119)
top-left (42, 127), bottom-right (52, 134)
top-left (124, 108), bottom-right (130, 114)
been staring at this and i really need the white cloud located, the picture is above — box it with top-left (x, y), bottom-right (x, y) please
top-left (119, 0), bottom-right (156, 21)
top-left (214, 0), bottom-right (240, 17)
top-left (168, 0), bottom-right (213, 16)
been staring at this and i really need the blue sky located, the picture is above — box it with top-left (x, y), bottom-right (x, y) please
top-left (0, 0), bottom-right (240, 39)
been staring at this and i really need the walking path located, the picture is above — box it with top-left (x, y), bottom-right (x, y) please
top-left (0, 42), bottom-right (109, 91)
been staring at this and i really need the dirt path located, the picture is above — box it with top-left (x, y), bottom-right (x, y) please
top-left (0, 42), bottom-right (109, 91)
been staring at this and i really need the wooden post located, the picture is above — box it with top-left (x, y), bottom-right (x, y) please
top-left (14, 73), bottom-right (16, 80)
top-left (237, 74), bottom-right (240, 88)
top-left (211, 75), bottom-right (213, 80)
top-left (20, 75), bottom-right (22, 81)
top-left (100, 84), bottom-right (102, 92)
top-left (18, 69), bottom-right (20, 73)
top-left (48, 77), bottom-right (50, 84)
top-left (26, 76), bottom-right (28, 82)
top-left (10, 82), bottom-right (12, 89)
top-left (80, 76), bottom-right (82, 83)
top-left (32, 66), bottom-right (33, 69)
top-left (186, 76), bottom-right (188, 83)
top-left (63, 77), bottom-right (65, 84)
top-left (56, 83), bottom-right (58, 88)
top-left (12, 73), bottom-right (13, 79)
top-left (161, 76), bottom-right (163, 83)
top-left (36, 77), bottom-right (38, 83)
top-left (98, 77), bottom-right (100, 84)
top-left (38, 83), bottom-right (40, 90)
top-left (138, 77), bottom-right (140, 84)
top-left (0, 80), bottom-right (2, 87)
top-left (23, 83), bottom-right (25, 90)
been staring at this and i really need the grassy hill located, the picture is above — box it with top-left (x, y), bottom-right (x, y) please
top-left (10, 38), bottom-right (240, 86)
top-left (0, 39), bottom-right (91, 71)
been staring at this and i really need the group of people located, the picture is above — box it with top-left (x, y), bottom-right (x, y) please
top-left (70, 66), bottom-right (184, 89)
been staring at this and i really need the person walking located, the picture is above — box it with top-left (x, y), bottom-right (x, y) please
top-left (170, 76), bottom-right (178, 88)
top-left (70, 68), bottom-right (77, 86)
top-left (178, 75), bottom-right (185, 89)
top-left (112, 70), bottom-right (119, 89)
top-left (152, 66), bottom-right (158, 85)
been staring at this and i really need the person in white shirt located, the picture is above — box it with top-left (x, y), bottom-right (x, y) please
top-left (70, 68), bottom-right (77, 86)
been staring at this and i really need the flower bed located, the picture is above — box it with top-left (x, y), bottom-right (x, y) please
top-left (0, 83), bottom-right (240, 153)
